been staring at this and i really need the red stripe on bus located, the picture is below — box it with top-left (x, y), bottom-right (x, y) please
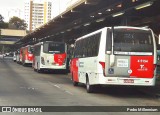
top-left (70, 58), bottom-right (79, 82)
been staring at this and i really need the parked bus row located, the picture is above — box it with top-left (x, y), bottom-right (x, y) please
top-left (13, 26), bottom-right (157, 93)
top-left (14, 41), bottom-right (68, 73)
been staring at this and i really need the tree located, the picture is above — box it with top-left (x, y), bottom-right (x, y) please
top-left (0, 14), bottom-right (8, 29)
top-left (9, 16), bottom-right (27, 30)
top-left (0, 14), bottom-right (4, 23)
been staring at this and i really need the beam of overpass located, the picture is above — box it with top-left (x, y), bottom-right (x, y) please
top-left (0, 29), bottom-right (27, 45)
top-left (0, 29), bottom-right (27, 37)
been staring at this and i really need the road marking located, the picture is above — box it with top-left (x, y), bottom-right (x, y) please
top-left (54, 84), bottom-right (61, 89)
top-left (20, 87), bottom-right (38, 90)
top-left (48, 82), bottom-right (61, 89)
top-left (65, 90), bottom-right (73, 95)
top-left (48, 81), bottom-right (73, 95)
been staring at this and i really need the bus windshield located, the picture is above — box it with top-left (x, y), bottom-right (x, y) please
top-left (43, 42), bottom-right (65, 54)
top-left (113, 29), bottom-right (153, 53)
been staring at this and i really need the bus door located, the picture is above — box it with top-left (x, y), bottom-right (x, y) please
top-left (105, 28), bottom-right (155, 81)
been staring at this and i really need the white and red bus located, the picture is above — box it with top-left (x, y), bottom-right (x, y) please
top-left (16, 49), bottom-right (20, 63)
top-left (70, 26), bottom-right (157, 93)
top-left (33, 41), bottom-right (68, 73)
top-left (19, 47), bottom-right (23, 64)
top-left (21, 45), bottom-right (34, 66)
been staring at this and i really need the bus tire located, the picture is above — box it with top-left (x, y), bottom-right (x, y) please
top-left (86, 76), bottom-right (94, 93)
top-left (72, 74), bottom-right (78, 86)
top-left (37, 69), bottom-right (41, 73)
top-left (37, 68), bottom-right (43, 73)
top-left (34, 68), bottom-right (37, 72)
top-left (22, 62), bottom-right (26, 66)
top-left (37, 63), bottom-right (41, 73)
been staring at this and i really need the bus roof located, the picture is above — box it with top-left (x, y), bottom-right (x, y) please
top-left (75, 26), bottom-right (151, 42)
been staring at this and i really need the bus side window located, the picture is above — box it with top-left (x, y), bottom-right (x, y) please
top-left (74, 41), bottom-right (80, 58)
top-left (95, 33), bottom-right (101, 56)
top-left (83, 38), bottom-right (88, 58)
top-left (87, 37), bottom-right (92, 57)
top-left (92, 36), bottom-right (96, 56)
top-left (90, 33), bottom-right (101, 57)
top-left (79, 40), bottom-right (82, 57)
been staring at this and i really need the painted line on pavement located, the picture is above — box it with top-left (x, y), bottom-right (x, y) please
top-left (48, 81), bottom-right (73, 95)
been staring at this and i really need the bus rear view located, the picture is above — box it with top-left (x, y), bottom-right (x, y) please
top-left (22, 45), bottom-right (34, 66)
top-left (104, 27), bottom-right (157, 86)
top-left (70, 26), bottom-right (157, 93)
top-left (33, 41), bottom-right (67, 73)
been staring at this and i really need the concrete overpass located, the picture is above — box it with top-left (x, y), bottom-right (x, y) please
top-left (0, 29), bottom-right (27, 45)
top-left (0, 29), bottom-right (27, 53)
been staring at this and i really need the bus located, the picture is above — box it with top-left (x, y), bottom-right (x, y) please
top-left (70, 26), bottom-right (157, 93)
top-left (13, 51), bottom-right (16, 62)
top-left (21, 45), bottom-right (34, 66)
top-left (156, 34), bottom-right (160, 76)
top-left (157, 50), bottom-right (160, 75)
top-left (33, 41), bottom-right (68, 73)
top-left (16, 49), bottom-right (20, 63)
top-left (19, 47), bottom-right (23, 64)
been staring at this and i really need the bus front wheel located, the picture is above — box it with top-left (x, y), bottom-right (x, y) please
top-left (22, 61), bottom-right (26, 66)
top-left (37, 63), bottom-right (42, 73)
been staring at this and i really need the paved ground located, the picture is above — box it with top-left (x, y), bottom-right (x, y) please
top-left (0, 57), bottom-right (160, 114)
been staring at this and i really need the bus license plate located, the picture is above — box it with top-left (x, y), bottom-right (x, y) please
top-left (124, 79), bottom-right (134, 83)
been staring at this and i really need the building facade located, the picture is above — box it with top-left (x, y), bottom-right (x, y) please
top-left (24, 0), bottom-right (52, 31)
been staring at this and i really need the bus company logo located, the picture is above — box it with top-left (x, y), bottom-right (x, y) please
top-left (108, 68), bottom-right (114, 74)
top-left (140, 65), bottom-right (144, 69)
top-left (138, 64), bottom-right (148, 71)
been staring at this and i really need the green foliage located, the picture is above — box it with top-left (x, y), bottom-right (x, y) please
top-left (0, 14), bottom-right (8, 29)
top-left (0, 22), bottom-right (9, 29)
top-left (0, 14), bottom-right (4, 22)
top-left (9, 16), bottom-right (27, 30)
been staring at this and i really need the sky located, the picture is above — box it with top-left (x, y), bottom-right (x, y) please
top-left (0, 0), bottom-right (24, 9)
top-left (0, 0), bottom-right (78, 22)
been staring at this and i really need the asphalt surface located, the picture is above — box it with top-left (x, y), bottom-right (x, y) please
top-left (0, 57), bottom-right (160, 115)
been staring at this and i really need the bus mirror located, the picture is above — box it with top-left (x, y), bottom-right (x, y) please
top-left (106, 51), bottom-right (111, 55)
